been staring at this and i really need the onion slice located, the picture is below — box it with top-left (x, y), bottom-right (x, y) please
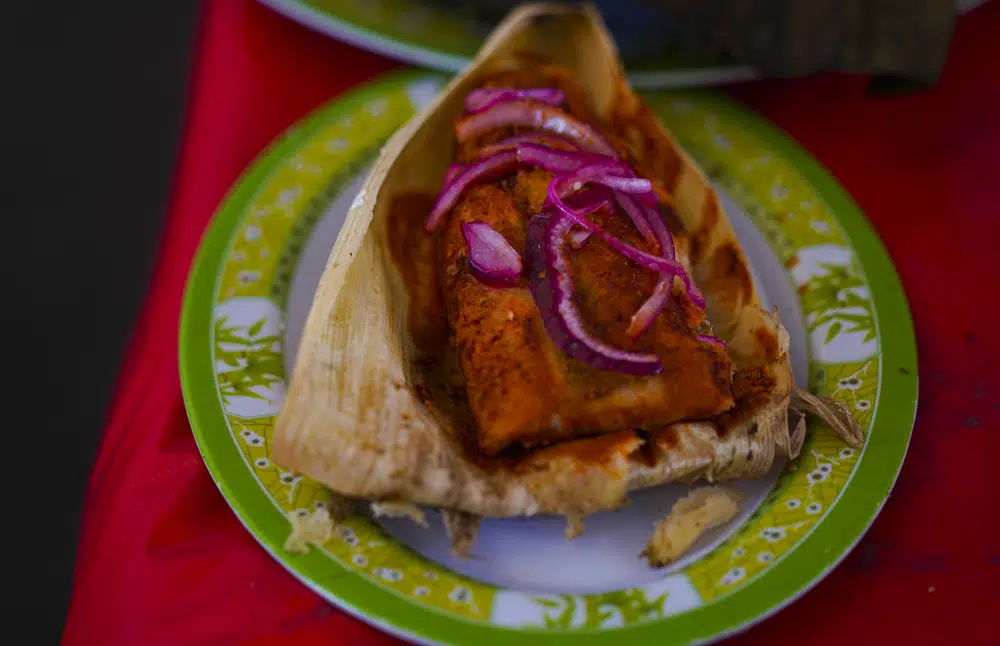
top-left (443, 164), bottom-right (467, 188)
top-left (638, 199), bottom-right (676, 261)
top-left (479, 132), bottom-right (580, 157)
top-left (516, 143), bottom-right (607, 174)
top-left (550, 161), bottom-right (653, 196)
top-left (697, 334), bottom-right (726, 347)
top-left (568, 228), bottom-right (592, 249)
top-left (526, 208), bottom-right (663, 376)
top-left (465, 87), bottom-right (565, 113)
top-left (425, 151), bottom-right (520, 232)
top-left (547, 186), bottom-right (705, 309)
top-left (461, 221), bottom-right (522, 287)
top-left (614, 191), bottom-right (659, 252)
top-left (635, 191), bottom-right (660, 207)
top-left (455, 101), bottom-right (618, 157)
top-left (622, 194), bottom-right (689, 338)
top-left (626, 275), bottom-right (675, 338)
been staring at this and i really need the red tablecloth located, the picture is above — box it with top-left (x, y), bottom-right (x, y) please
top-left (63, 1), bottom-right (999, 644)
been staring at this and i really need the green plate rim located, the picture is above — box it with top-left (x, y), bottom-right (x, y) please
top-left (180, 69), bottom-right (918, 645)
top-left (254, 0), bottom-right (757, 89)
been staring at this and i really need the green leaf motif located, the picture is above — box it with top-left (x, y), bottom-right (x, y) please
top-left (214, 315), bottom-right (284, 405)
top-left (247, 318), bottom-right (265, 337)
top-left (824, 321), bottom-right (843, 344)
top-left (530, 588), bottom-right (668, 630)
top-left (802, 262), bottom-right (875, 345)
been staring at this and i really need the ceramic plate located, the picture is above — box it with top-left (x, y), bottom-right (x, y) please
top-left (256, 0), bottom-right (990, 90)
top-left (256, 0), bottom-right (756, 89)
top-left (180, 70), bottom-right (917, 645)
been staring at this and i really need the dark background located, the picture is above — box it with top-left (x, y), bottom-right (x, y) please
top-left (7, 3), bottom-right (200, 642)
